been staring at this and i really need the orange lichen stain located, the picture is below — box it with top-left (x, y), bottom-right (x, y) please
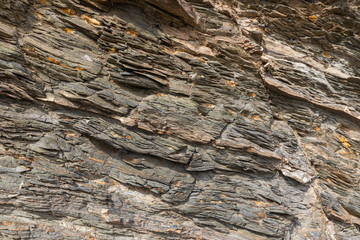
top-left (39, 0), bottom-right (49, 4)
top-left (1, 221), bottom-right (15, 226)
top-left (127, 29), bottom-right (137, 36)
top-left (248, 92), bottom-right (256, 97)
top-left (125, 135), bottom-right (132, 140)
top-left (227, 80), bottom-right (236, 87)
top-left (343, 142), bottom-right (351, 148)
top-left (48, 57), bottom-right (59, 64)
top-left (94, 180), bottom-right (106, 185)
top-left (322, 51), bottom-right (331, 58)
top-left (157, 130), bottom-right (165, 135)
top-left (308, 15), bottom-right (318, 22)
top-left (59, 62), bottom-right (72, 69)
top-left (88, 156), bottom-right (104, 163)
top-left (81, 15), bottom-right (101, 25)
top-left (255, 201), bottom-right (269, 207)
top-left (35, 13), bottom-right (43, 19)
top-left (339, 136), bottom-right (350, 148)
top-left (63, 28), bottom-right (75, 34)
top-left (75, 66), bottom-right (83, 71)
top-left (156, 93), bottom-right (166, 96)
top-left (109, 48), bottom-right (116, 54)
top-left (314, 127), bottom-right (321, 132)
top-left (61, 8), bottom-right (77, 15)
top-left (253, 115), bottom-right (261, 120)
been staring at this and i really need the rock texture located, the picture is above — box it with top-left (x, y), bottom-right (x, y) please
top-left (1, 0), bottom-right (360, 239)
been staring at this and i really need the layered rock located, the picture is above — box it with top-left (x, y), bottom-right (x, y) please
top-left (0, 0), bottom-right (359, 239)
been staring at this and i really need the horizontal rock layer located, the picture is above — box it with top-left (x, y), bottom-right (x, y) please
top-left (0, 0), bottom-right (359, 239)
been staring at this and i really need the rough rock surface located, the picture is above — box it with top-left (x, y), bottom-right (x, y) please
top-left (0, 0), bottom-right (360, 239)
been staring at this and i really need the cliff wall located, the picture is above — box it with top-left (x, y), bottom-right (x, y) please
top-left (0, 0), bottom-right (360, 239)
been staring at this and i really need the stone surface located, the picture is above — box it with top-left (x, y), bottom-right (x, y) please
top-left (0, 0), bottom-right (360, 239)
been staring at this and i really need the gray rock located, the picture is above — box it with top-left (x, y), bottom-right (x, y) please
top-left (0, 0), bottom-right (360, 239)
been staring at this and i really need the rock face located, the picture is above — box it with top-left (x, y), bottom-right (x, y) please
top-left (0, 0), bottom-right (360, 239)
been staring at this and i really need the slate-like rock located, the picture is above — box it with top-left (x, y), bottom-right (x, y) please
top-left (1, 0), bottom-right (360, 239)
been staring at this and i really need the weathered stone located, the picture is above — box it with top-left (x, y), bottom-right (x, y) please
top-left (1, 0), bottom-right (360, 239)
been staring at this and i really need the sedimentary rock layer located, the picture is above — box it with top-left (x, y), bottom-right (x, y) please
top-left (0, 0), bottom-right (359, 239)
